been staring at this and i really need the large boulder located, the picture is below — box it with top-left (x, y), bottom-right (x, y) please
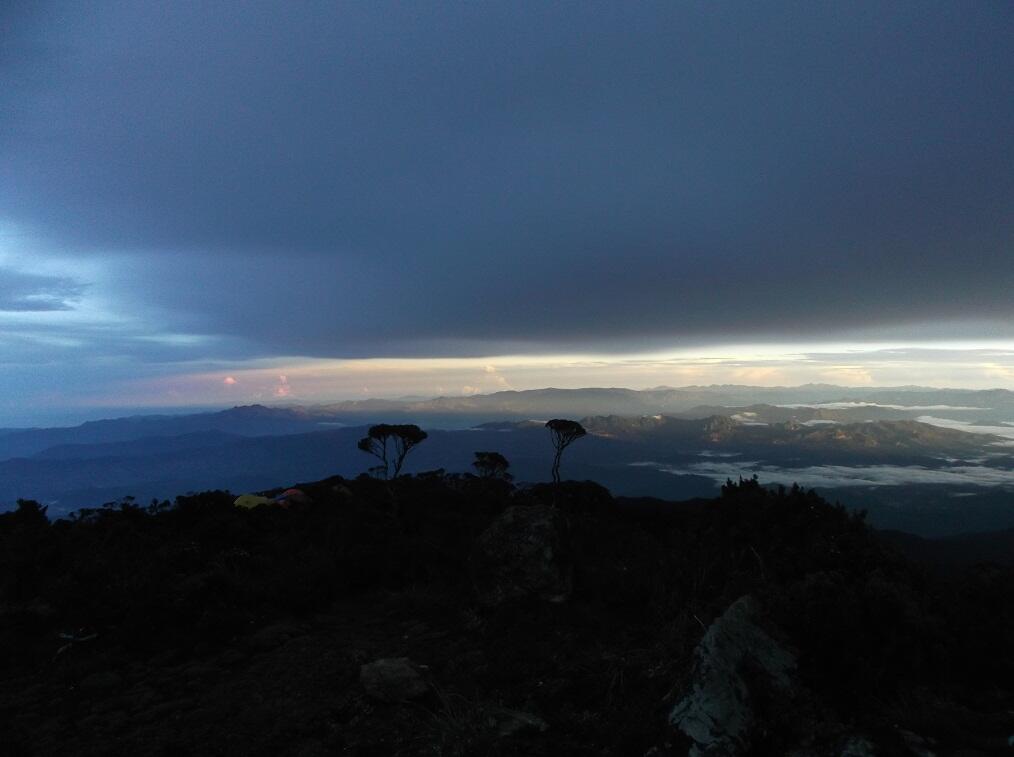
top-left (471, 505), bottom-right (573, 607)
top-left (669, 595), bottom-right (799, 756)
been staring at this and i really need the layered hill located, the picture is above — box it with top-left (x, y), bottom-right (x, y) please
top-left (1, 416), bottom-right (1008, 522)
top-left (4, 384), bottom-right (1014, 460)
top-left (3, 387), bottom-right (1014, 536)
top-left (583, 414), bottom-right (1002, 459)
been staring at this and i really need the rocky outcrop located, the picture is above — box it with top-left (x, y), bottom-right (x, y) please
top-left (669, 595), bottom-right (798, 756)
top-left (471, 504), bottom-right (573, 606)
top-left (359, 658), bottom-right (429, 703)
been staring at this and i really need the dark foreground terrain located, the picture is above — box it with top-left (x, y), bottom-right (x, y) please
top-left (1, 475), bottom-right (1011, 755)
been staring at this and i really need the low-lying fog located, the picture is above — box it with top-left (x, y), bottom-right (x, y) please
top-left (638, 459), bottom-right (1014, 489)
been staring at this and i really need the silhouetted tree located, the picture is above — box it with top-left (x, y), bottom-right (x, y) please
top-left (1, 499), bottom-right (49, 528)
top-left (546, 419), bottom-right (586, 484)
top-left (357, 424), bottom-right (428, 479)
top-left (473, 451), bottom-right (513, 481)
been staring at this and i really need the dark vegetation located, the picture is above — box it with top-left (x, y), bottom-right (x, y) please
top-left (1, 421), bottom-right (1011, 754)
top-left (7, 409), bottom-right (1014, 538)
top-left (472, 451), bottom-right (513, 481)
top-left (0, 463), bottom-right (1011, 754)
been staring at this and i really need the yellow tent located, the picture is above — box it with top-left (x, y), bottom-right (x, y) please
top-left (233, 494), bottom-right (275, 509)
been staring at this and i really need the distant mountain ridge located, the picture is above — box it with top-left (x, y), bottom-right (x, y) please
top-left (31, 430), bottom-right (244, 461)
top-left (582, 414), bottom-right (1002, 456)
top-left (305, 384), bottom-right (1014, 419)
top-left (0, 405), bottom-right (324, 460)
top-left (4, 383), bottom-right (1014, 461)
top-left (3, 385), bottom-right (1014, 536)
top-left (1, 413), bottom-right (1010, 532)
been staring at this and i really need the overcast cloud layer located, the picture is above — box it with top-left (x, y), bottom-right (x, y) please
top-left (2, 2), bottom-right (1013, 422)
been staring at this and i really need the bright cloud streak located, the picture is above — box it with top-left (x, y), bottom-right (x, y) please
top-left (57, 341), bottom-right (1014, 414)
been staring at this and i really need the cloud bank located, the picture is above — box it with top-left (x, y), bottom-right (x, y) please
top-left (1, 2), bottom-right (1012, 420)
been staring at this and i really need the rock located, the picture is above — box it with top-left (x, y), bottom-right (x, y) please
top-left (359, 658), bottom-right (429, 703)
top-left (450, 649), bottom-right (487, 676)
top-left (76, 713), bottom-right (102, 730)
top-left (295, 740), bottom-right (330, 757)
top-left (897, 729), bottom-right (935, 757)
top-left (471, 504), bottom-right (573, 606)
top-left (127, 685), bottom-right (157, 711)
top-left (138, 698), bottom-right (190, 723)
top-left (248, 622), bottom-right (303, 651)
top-left (182, 663), bottom-right (218, 679)
top-left (668, 595), bottom-right (798, 757)
top-left (147, 650), bottom-right (179, 667)
top-left (185, 707), bottom-right (222, 727)
top-left (488, 706), bottom-right (549, 737)
top-left (25, 598), bottom-right (57, 619)
top-left (840, 736), bottom-right (877, 756)
top-left (80, 671), bottom-right (123, 693)
top-left (19, 683), bottom-right (47, 704)
top-left (105, 710), bottom-right (128, 733)
top-left (219, 648), bottom-right (247, 666)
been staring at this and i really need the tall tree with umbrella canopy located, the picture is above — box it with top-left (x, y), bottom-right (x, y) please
top-left (545, 419), bottom-right (586, 484)
top-left (357, 424), bottom-right (428, 479)
top-left (473, 451), bottom-right (513, 482)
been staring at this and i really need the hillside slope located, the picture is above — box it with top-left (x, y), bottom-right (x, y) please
top-left (1, 476), bottom-right (1011, 755)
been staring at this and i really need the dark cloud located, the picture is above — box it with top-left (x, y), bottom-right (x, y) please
top-left (1, 1), bottom-right (1012, 358)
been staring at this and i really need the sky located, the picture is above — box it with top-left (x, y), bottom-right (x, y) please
top-left (2, 1), bottom-right (1013, 426)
